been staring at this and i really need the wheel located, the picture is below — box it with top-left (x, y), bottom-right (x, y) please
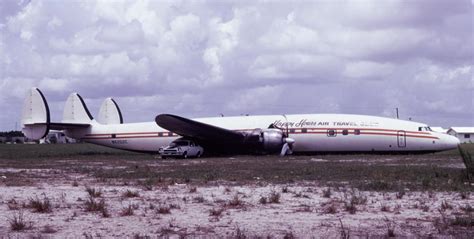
top-left (161, 156), bottom-right (167, 159)
top-left (183, 152), bottom-right (188, 159)
top-left (197, 151), bottom-right (201, 158)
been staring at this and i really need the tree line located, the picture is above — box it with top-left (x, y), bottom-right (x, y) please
top-left (0, 131), bottom-right (25, 137)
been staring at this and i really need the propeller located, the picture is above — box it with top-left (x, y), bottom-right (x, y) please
top-left (280, 114), bottom-right (295, 156)
top-left (280, 137), bottom-right (295, 156)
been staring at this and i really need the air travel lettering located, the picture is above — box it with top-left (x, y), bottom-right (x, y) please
top-left (273, 119), bottom-right (358, 128)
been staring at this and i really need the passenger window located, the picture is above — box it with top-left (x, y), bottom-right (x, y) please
top-left (111, 134), bottom-right (116, 138)
top-left (158, 132), bottom-right (163, 137)
top-left (168, 132), bottom-right (173, 136)
top-left (301, 128), bottom-right (307, 133)
top-left (342, 129), bottom-right (348, 135)
top-left (354, 129), bottom-right (360, 135)
top-left (327, 129), bottom-right (336, 137)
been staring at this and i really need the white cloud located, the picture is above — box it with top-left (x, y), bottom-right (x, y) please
top-left (414, 64), bottom-right (472, 89)
top-left (47, 16), bottom-right (62, 30)
top-left (343, 61), bottom-right (394, 79)
top-left (226, 85), bottom-right (284, 112)
top-left (0, 0), bottom-right (472, 130)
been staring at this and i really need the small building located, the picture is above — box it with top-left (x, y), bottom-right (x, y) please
top-left (0, 136), bottom-right (6, 143)
top-left (431, 127), bottom-right (448, 134)
top-left (10, 136), bottom-right (25, 144)
top-left (447, 127), bottom-right (474, 143)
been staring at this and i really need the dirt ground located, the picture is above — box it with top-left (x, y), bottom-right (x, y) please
top-left (0, 144), bottom-right (472, 238)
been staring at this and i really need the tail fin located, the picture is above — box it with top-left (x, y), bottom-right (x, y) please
top-left (97, 98), bottom-right (123, 124)
top-left (62, 93), bottom-right (94, 124)
top-left (21, 88), bottom-right (50, 139)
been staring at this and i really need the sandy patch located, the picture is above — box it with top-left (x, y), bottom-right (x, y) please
top-left (0, 181), bottom-right (472, 238)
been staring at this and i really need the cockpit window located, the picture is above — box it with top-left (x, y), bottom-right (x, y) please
top-left (418, 126), bottom-right (433, 132)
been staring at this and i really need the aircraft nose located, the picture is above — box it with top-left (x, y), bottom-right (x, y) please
top-left (444, 134), bottom-right (460, 150)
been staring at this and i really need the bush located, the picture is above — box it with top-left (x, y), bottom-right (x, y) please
top-left (156, 205), bottom-right (171, 214)
top-left (324, 203), bottom-right (337, 214)
top-left (85, 187), bottom-right (102, 197)
top-left (322, 188), bottom-right (332, 198)
top-left (381, 204), bottom-right (390, 212)
top-left (84, 196), bottom-right (106, 213)
top-left (193, 196), bottom-right (205, 203)
top-left (396, 190), bottom-right (405, 199)
top-left (8, 211), bottom-right (32, 231)
top-left (122, 189), bottom-right (140, 198)
top-left (349, 192), bottom-right (367, 205)
top-left (209, 207), bottom-right (224, 217)
top-left (345, 202), bottom-right (357, 214)
top-left (440, 200), bottom-right (453, 211)
top-left (269, 191), bottom-right (281, 204)
top-left (28, 196), bottom-right (52, 213)
top-left (189, 186), bottom-right (197, 193)
top-left (227, 195), bottom-right (244, 207)
top-left (120, 205), bottom-right (134, 216)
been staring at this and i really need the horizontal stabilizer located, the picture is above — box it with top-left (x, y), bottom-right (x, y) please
top-left (98, 98), bottom-right (123, 124)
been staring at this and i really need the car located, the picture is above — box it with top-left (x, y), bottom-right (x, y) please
top-left (158, 138), bottom-right (203, 159)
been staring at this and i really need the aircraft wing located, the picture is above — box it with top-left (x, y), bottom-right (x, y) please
top-left (155, 114), bottom-right (244, 142)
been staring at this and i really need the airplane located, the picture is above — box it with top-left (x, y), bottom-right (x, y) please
top-left (21, 88), bottom-right (460, 156)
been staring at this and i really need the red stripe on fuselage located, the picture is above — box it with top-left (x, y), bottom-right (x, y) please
top-left (82, 128), bottom-right (438, 140)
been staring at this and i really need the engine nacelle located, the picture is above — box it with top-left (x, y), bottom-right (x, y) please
top-left (245, 128), bottom-right (286, 153)
top-left (262, 129), bottom-right (285, 153)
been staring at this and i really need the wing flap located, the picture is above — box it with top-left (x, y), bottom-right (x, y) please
top-left (155, 114), bottom-right (244, 142)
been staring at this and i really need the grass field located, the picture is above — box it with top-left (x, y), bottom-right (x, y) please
top-left (0, 143), bottom-right (472, 191)
top-left (0, 143), bottom-right (472, 237)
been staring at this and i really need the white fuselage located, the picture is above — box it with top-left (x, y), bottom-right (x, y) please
top-left (69, 114), bottom-right (460, 154)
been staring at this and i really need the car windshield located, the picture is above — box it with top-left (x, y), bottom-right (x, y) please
top-left (170, 141), bottom-right (189, 147)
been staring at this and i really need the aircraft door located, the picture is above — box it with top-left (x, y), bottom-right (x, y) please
top-left (397, 130), bottom-right (406, 148)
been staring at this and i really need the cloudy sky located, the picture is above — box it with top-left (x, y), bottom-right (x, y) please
top-left (0, 0), bottom-right (472, 131)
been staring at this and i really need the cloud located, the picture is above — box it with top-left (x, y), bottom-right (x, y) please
top-left (343, 61), bottom-right (394, 79)
top-left (0, 0), bottom-right (472, 130)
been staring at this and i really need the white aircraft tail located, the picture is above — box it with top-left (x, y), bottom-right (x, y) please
top-left (21, 88), bottom-right (50, 139)
top-left (97, 98), bottom-right (123, 124)
top-left (21, 88), bottom-right (93, 140)
top-left (62, 93), bottom-right (94, 124)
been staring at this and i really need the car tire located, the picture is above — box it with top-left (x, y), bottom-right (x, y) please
top-left (197, 151), bottom-right (201, 158)
top-left (161, 156), bottom-right (167, 159)
top-left (183, 152), bottom-right (188, 159)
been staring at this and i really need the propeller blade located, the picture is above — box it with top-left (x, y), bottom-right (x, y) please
top-left (280, 142), bottom-right (290, 156)
top-left (280, 137), bottom-right (295, 156)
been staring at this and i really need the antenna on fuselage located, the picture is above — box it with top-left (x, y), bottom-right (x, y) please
top-left (395, 108), bottom-right (399, 119)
